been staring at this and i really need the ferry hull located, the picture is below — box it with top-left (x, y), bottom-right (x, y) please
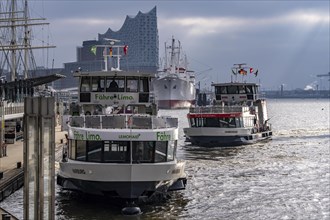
top-left (57, 176), bottom-right (186, 200)
top-left (184, 127), bottom-right (272, 147)
top-left (57, 161), bottom-right (187, 201)
top-left (153, 77), bottom-right (195, 109)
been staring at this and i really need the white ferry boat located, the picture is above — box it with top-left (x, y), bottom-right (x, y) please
top-left (56, 41), bottom-right (187, 211)
top-left (183, 64), bottom-right (272, 147)
top-left (152, 37), bottom-right (195, 109)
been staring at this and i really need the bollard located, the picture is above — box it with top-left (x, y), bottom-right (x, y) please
top-left (17, 162), bottom-right (22, 169)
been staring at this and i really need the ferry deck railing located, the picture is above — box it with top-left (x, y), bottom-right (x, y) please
top-left (69, 115), bottom-right (178, 129)
top-left (189, 106), bottom-right (251, 114)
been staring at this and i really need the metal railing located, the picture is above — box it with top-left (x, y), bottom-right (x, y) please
top-left (3, 102), bottom-right (24, 115)
top-left (189, 106), bottom-right (250, 114)
top-left (69, 114), bottom-right (178, 129)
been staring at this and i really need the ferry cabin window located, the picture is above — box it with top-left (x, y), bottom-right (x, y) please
top-left (155, 141), bottom-right (167, 162)
top-left (139, 77), bottom-right (149, 92)
top-left (215, 86), bottom-right (227, 94)
top-left (132, 141), bottom-right (154, 163)
top-left (219, 117), bottom-right (237, 128)
top-left (245, 85), bottom-right (253, 94)
top-left (189, 118), bottom-right (196, 127)
top-left (106, 76), bottom-right (125, 92)
top-left (87, 141), bottom-right (103, 162)
top-left (76, 140), bottom-right (87, 161)
top-left (81, 76), bottom-right (91, 92)
top-left (167, 140), bottom-right (176, 161)
top-left (227, 86), bottom-right (240, 94)
top-left (238, 86), bottom-right (246, 94)
top-left (103, 141), bottom-right (129, 163)
top-left (126, 76), bottom-right (139, 92)
top-left (205, 118), bottom-right (220, 127)
top-left (91, 76), bottom-right (105, 92)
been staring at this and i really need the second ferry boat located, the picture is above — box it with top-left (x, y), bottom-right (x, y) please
top-left (56, 40), bottom-right (187, 212)
top-left (183, 63), bottom-right (273, 147)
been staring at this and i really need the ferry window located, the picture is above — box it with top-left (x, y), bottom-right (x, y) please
top-left (254, 86), bottom-right (258, 94)
top-left (220, 86), bottom-right (227, 94)
top-left (104, 141), bottom-right (129, 163)
top-left (132, 142), bottom-right (154, 163)
top-left (139, 77), bottom-right (149, 92)
top-left (91, 77), bottom-right (104, 92)
top-left (76, 140), bottom-right (87, 161)
top-left (235, 117), bottom-right (242, 127)
top-left (70, 140), bottom-right (76, 160)
top-left (219, 118), bottom-right (229, 128)
top-left (106, 77), bottom-right (125, 92)
top-left (117, 77), bottom-right (125, 92)
top-left (81, 76), bottom-right (90, 92)
top-left (87, 141), bottom-right (103, 162)
top-left (228, 118), bottom-right (236, 128)
top-left (126, 76), bottom-right (139, 92)
top-left (167, 140), bottom-right (176, 161)
top-left (227, 86), bottom-right (238, 94)
top-left (238, 86), bottom-right (246, 94)
top-left (215, 87), bottom-right (221, 94)
top-left (189, 118), bottom-right (196, 127)
top-left (155, 141), bottom-right (167, 162)
top-left (215, 86), bottom-right (227, 94)
top-left (245, 86), bottom-right (253, 94)
top-left (205, 118), bottom-right (220, 127)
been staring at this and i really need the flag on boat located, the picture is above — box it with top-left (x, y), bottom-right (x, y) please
top-left (123, 45), bottom-right (128, 55)
top-left (254, 69), bottom-right (259, 77)
top-left (239, 69), bottom-right (247, 75)
top-left (90, 45), bottom-right (96, 55)
top-left (250, 68), bottom-right (254, 73)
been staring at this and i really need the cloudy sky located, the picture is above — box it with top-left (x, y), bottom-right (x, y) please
top-left (29, 0), bottom-right (329, 90)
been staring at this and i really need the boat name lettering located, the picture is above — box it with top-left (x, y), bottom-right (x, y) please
top-left (119, 134), bottom-right (141, 139)
top-left (73, 130), bottom-right (102, 140)
top-left (157, 132), bottom-right (171, 141)
top-left (72, 169), bottom-right (86, 175)
top-left (95, 94), bottom-right (134, 101)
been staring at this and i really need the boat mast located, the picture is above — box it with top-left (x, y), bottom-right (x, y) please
top-left (23, 0), bottom-right (28, 79)
top-left (0, 0), bottom-right (55, 81)
top-left (10, 0), bottom-right (17, 81)
top-left (170, 37), bottom-right (175, 73)
top-left (164, 41), bottom-right (167, 70)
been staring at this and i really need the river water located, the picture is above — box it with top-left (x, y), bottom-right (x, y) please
top-left (1, 99), bottom-right (329, 220)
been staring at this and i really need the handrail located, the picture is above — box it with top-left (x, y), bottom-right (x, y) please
top-left (69, 114), bottom-right (178, 129)
top-left (189, 106), bottom-right (250, 114)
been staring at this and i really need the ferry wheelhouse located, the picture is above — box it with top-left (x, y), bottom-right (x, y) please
top-left (184, 80), bottom-right (272, 147)
top-left (57, 42), bottom-right (187, 205)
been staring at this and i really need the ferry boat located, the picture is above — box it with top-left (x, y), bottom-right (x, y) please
top-left (152, 37), bottom-right (195, 109)
top-left (56, 40), bottom-right (187, 209)
top-left (183, 64), bottom-right (272, 147)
